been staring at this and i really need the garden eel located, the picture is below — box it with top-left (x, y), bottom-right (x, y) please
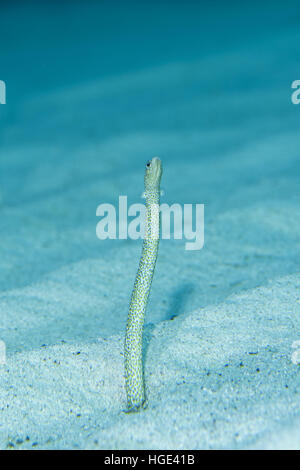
top-left (124, 156), bottom-right (162, 412)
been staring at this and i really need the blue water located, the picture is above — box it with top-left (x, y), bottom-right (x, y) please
top-left (0, 0), bottom-right (300, 450)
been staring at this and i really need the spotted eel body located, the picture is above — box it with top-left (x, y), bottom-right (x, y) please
top-left (124, 156), bottom-right (163, 411)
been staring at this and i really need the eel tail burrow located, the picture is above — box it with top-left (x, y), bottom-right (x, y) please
top-left (124, 156), bottom-right (163, 412)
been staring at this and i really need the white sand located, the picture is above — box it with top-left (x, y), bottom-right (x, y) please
top-left (1, 273), bottom-right (300, 449)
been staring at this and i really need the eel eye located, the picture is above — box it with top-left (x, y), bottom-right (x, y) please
top-left (146, 161), bottom-right (151, 168)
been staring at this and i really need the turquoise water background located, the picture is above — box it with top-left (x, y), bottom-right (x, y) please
top-left (0, 0), bottom-right (300, 449)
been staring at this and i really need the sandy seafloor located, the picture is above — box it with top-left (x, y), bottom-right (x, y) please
top-left (0, 0), bottom-right (300, 449)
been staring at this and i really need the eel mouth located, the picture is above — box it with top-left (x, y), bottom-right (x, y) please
top-left (147, 156), bottom-right (162, 183)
